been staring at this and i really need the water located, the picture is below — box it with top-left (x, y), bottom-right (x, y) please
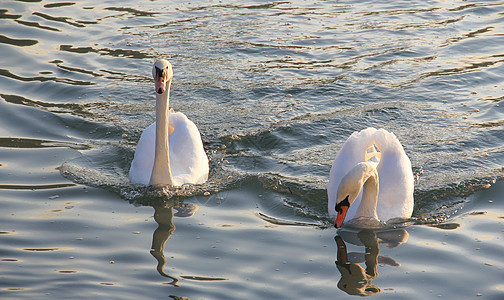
top-left (1, 0), bottom-right (503, 298)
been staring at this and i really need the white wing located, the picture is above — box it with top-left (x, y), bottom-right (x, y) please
top-left (129, 111), bottom-right (209, 186)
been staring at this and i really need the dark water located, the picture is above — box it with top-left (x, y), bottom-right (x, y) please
top-left (1, 0), bottom-right (504, 299)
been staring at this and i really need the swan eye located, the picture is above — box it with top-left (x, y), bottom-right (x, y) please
top-left (335, 195), bottom-right (350, 213)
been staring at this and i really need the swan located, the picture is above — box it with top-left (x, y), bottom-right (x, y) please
top-left (129, 59), bottom-right (209, 186)
top-left (327, 128), bottom-right (413, 228)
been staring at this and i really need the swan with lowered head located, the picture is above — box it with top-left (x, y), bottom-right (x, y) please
top-left (327, 128), bottom-right (413, 228)
top-left (129, 59), bottom-right (209, 186)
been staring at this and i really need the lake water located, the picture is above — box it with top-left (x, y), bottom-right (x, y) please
top-left (1, 0), bottom-right (504, 299)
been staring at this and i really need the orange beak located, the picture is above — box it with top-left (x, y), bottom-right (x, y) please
top-left (334, 205), bottom-right (348, 228)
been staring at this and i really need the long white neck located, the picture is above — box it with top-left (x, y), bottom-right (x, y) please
top-left (149, 81), bottom-right (174, 186)
top-left (354, 170), bottom-right (379, 220)
top-left (337, 162), bottom-right (379, 220)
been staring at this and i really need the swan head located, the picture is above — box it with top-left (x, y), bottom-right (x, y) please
top-left (334, 195), bottom-right (351, 229)
top-left (334, 162), bottom-right (378, 228)
top-left (152, 59), bottom-right (173, 94)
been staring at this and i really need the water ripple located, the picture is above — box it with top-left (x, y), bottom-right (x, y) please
top-left (0, 69), bottom-right (94, 86)
top-left (0, 137), bottom-right (89, 150)
top-left (43, 2), bottom-right (76, 9)
top-left (104, 6), bottom-right (158, 17)
top-left (0, 183), bottom-right (76, 190)
top-left (0, 9), bottom-right (21, 20)
top-left (59, 44), bottom-right (152, 59)
top-left (32, 12), bottom-right (87, 28)
top-left (0, 34), bottom-right (38, 47)
top-left (14, 19), bottom-right (60, 32)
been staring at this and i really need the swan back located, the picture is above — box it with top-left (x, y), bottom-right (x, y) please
top-left (373, 129), bottom-right (413, 221)
top-left (129, 112), bottom-right (209, 186)
top-left (327, 128), bottom-right (413, 222)
top-left (168, 112), bottom-right (209, 186)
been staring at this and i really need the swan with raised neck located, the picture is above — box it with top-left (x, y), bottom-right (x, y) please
top-left (129, 59), bottom-right (209, 187)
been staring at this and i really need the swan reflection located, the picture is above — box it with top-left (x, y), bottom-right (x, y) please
top-left (335, 228), bottom-right (408, 296)
top-left (150, 201), bottom-right (199, 286)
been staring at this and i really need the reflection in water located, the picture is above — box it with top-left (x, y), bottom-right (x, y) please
top-left (335, 229), bottom-right (409, 296)
top-left (150, 201), bottom-right (199, 286)
top-left (335, 231), bottom-right (380, 296)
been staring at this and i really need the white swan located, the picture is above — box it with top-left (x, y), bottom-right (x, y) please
top-left (327, 128), bottom-right (413, 228)
top-left (129, 59), bottom-right (209, 186)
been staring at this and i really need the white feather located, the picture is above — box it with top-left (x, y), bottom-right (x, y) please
top-left (129, 111), bottom-right (209, 186)
top-left (327, 127), bottom-right (414, 223)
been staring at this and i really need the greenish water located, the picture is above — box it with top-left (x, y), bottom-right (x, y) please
top-left (1, 0), bottom-right (503, 299)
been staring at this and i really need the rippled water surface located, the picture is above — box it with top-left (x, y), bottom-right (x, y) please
top-left (1, 0), bottom-right (504, 299)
